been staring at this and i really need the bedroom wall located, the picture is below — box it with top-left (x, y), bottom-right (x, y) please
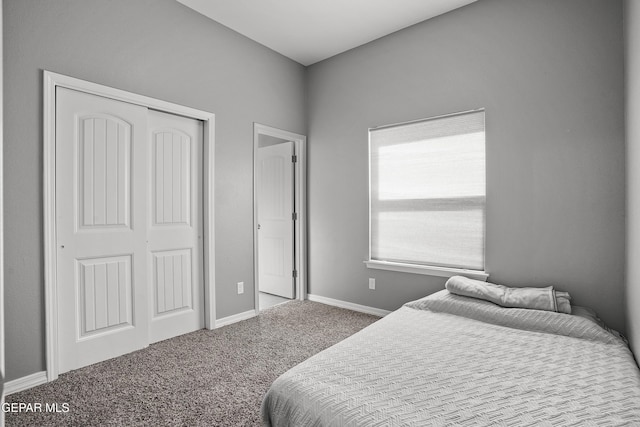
top-left (306, 0), bottom-right (626, 332)
top-left (3, 0), bottom-right (305, 381)
top-left (625, 0), bottom-right (640, 361)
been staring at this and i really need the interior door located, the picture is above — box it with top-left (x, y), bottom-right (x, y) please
top-left (147, 110), bottom-right (204, 343)
top-left (56, 87), bottom-right (149, 374)
top-left (257, 142), bottom-right (295, 298)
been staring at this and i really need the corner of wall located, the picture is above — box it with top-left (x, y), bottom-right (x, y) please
top-left (624, 0), bottom-right (640, 362)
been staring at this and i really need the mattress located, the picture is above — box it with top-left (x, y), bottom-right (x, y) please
top-left (261, 290), bottom-right (640, 426)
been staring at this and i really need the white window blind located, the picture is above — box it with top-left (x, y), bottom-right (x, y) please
top-left (369, 110), bottom-right (485, 271)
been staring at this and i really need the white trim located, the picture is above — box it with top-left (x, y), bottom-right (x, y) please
top-left (364, 260), bottom-right (489, 281)
top-left (307, 294), bottom-right (391, 317)
top-left (4, 372), bottom-right (48, 396)
top-left (203, 113), bottom-right (217, 332)
top-left (43, 71), bottom-right (216, 382)
top-left (1, 1), bottom-right (5, 417)
top-left (43, 72), bottom-right (58, 383)
top-left (253, 124), bottom-right (307, 314)
top-left (214, 310), bottom-right (256, 328)
top-left (370, 107), bottom-right (485, 131)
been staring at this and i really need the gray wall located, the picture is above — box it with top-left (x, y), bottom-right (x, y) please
top-left (626, 0), bottom-right (640, 360)
top-left (4, 0), bottom-right (631, 382)
top-left (306, 0), bottom-right (626, 333)
top-left (4, 0), bottom-right (305, 381)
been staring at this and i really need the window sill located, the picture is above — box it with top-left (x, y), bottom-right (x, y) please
top-left (364, 260), bottom-right (489, 281)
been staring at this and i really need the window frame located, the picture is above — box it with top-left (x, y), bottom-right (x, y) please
top-left (365, 109), bottom-right (488, 281)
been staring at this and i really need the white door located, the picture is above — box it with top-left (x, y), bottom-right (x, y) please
top-left (148, 110), bottom-right (204, 343)
top-left (257, 142), bottom-right (295, 298)
top-left (56, 88), bottom-right (149, 373)
top-left (56, 89), bottom-right (205, 373)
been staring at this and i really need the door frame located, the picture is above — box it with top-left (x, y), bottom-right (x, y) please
top-left (253, 123), bottom-right (307, 313)
top-left (0, 0), bottom-right (5, 411)
top-left (43, 71), bottom-right (216, 382)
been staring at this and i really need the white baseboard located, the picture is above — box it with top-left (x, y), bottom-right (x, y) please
top-left (215, 309), bottom-right (257, 328)
top-left (307, 294), bottom-right (391, 317)
top-left (4, 371), bottom-right (48, 395)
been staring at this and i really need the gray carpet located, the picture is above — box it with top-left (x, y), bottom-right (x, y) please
top-left (6, 301), bottom-right (380, 426)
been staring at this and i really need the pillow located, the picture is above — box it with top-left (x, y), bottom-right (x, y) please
top-left (445, 275), bottom-right (572, 314)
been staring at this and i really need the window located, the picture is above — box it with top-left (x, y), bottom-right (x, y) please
top-left (367, 109), bottom-right (486, 276)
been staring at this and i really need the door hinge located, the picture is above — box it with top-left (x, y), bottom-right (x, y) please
top-left (293, 270), bottom-right (297, 278)
top-left (292, 155), bottom-right (297, 163)
top-left (292, 212), bottom-right (298, 221)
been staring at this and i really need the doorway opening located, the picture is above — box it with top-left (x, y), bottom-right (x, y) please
top-left (253, 124), bottom-right (306, 312)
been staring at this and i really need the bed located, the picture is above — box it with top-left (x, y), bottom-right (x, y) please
top-left (262, 282), bottom-right (640, 426)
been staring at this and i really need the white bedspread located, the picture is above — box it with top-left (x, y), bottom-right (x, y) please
top-left (262, 290), bottom-right (640, 426)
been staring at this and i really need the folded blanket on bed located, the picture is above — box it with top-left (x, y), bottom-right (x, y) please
top-left (445, 276), bottom-right (572, 314)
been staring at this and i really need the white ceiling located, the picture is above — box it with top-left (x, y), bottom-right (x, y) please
top-left (176, 0), bottom-right (478, 66)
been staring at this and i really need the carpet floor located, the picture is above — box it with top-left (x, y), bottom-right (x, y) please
top-left (6, 301), bottom-right (380, 427)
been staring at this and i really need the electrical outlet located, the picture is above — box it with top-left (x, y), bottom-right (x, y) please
top-left (369, 278), bottom-right (376, 290)
top-left (237, 281), bottom-right (244, 294)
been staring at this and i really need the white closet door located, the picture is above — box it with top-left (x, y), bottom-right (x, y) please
top-left (147, 110), bottom-right (204, 343)
top-left (257, 142), bottom-right (295, 298)
top-left (56, 88), bottom-right (149, 374)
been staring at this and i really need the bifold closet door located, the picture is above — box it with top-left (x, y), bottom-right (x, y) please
top-left (147, 110), bottom-right (204, 344)
top-left (56, 89), bottom-right (205, 374)
top-left (56, 87), bottom-right (150, 374)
